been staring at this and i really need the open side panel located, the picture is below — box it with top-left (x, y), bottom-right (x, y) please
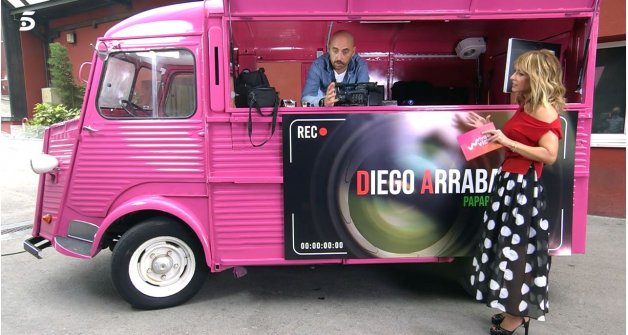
top-left (229, 17), bottom-right (589, 107)
top-left (228, 0), bottom-right (596, 16)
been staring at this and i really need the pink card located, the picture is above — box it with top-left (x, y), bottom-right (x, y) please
top-left (457, 122), bottom-right (503, 161)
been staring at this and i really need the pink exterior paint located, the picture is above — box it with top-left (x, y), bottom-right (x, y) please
top-left (30, 0), bottom-right (599, 272)
top-left (228, 0), bottom-right (595, 16)
top-left (37, 118), bottom-right (81, 242)
top-left (570, 9), bottom-right (601, 254)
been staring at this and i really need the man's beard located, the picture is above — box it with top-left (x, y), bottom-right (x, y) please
top-left (333, 61), bottom-right (346, 71)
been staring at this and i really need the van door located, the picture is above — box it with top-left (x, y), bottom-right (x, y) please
top-left (68, 45), bottom-right (206, 222)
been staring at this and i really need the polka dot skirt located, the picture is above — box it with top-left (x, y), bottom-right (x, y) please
top-left (469, 166), bottom-right (551, 321)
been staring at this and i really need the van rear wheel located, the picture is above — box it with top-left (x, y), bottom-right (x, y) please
top-left (111, 218), bottom-right (208, 309)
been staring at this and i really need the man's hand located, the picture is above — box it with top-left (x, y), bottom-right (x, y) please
top-left (323, 82), bottom-right (339, 107)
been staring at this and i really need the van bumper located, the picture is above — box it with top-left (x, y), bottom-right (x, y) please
top-left (23, 236), bottom-right (52, 259)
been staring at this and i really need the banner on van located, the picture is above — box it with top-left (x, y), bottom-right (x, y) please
top-left (282, 112), bottom-right (577, 260)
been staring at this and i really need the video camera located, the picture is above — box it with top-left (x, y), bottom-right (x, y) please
top-left (335, 82), bottom-right (384, 106)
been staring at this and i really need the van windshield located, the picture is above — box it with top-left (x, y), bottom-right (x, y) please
top-left (97, 49), bottom-right (196, 118)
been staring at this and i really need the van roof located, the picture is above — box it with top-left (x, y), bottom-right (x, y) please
top-left (104, 2), bottom-right (215, 39)
top-left (227, 0), bottom-right (596, 18)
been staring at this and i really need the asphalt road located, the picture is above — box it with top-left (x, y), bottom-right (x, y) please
top-left (1, 215), bottom-right (625, 335)
top-left (0, 136), bottom-right (41, 226)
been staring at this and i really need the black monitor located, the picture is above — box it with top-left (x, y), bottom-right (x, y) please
top-left (503, 38), bottom-right (561, 93)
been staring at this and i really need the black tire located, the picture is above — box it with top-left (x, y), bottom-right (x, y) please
top-left (111, 217), bottom-right (208, 309)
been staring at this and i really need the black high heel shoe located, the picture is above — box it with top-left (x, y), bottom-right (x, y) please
top-left (491, 313), bottom-right (505, 325)
top-left (489, 317), bottom-right (529, 335)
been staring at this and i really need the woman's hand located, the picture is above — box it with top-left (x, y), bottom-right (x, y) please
top-left (483, 129), bottom-right (560, 165)
top-left (466, 112), bottom-right (492, 129)
top-left (482, 128), bottom-right (514, 147)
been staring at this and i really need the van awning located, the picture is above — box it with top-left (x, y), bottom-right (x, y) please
top-left (227, 0), bottom-right (597, 17)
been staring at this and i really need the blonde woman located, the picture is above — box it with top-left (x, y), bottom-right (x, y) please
top-left (466, 49), bottom-right (565, 335)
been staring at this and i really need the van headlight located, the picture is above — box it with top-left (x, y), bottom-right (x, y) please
top-left (30, 154), bottom-right (59, 174)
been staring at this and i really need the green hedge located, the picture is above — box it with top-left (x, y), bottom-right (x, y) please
top-left (30, 103), bottom-right (80, 126)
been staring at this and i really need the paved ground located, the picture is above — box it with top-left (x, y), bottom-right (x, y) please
top-left (1, 135), bottom-right (625, 334)
top-left (1, 216), bottom-right (625, 335)
top-left (0, 134), bottom-right (41, 227)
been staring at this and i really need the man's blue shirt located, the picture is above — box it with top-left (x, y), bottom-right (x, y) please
top-left (301, 53), bottom-right (369, 106)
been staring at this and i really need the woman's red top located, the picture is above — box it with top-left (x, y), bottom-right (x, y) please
top-left (501, 107), bottom-right (563, 177)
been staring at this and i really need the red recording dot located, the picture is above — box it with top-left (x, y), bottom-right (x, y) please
top-left (319, 127), bottom-right (328, 136)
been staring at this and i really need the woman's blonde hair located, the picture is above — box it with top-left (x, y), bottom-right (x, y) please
top-left (514, 49), bottom-right (566, 113)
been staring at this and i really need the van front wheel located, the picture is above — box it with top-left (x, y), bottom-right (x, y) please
top-left (111, 218), bottom-right (208, 309)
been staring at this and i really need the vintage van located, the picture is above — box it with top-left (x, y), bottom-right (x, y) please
top-left (25, 0), bottom-right (600, 309)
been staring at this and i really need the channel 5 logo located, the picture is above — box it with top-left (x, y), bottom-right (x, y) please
top-left (19, 11), bottom-right (36, 31)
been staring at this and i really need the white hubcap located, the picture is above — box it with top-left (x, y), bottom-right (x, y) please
top-left (129, 236), bottom-right (196, 298)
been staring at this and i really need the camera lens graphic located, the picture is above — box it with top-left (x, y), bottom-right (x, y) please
top-left (310, 114), bottom-right (482, 258)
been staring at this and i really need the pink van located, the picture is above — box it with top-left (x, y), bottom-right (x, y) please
top-left (25, 0), bottom-right (600, 309)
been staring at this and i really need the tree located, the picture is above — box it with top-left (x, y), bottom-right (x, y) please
top-left (47, 42), bottom-right (84, 109)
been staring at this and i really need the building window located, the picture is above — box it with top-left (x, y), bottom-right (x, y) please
top-left (591, 41), bottom-right (626, 147)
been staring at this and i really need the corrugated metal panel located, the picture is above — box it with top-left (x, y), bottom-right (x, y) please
top-left (68, 120), bottom-right (205, 217)
top-left (574, 115), bottom-right (591, 175)
top-left (211, 182), bottom-right (284, 261)
top-left (208, 122), bottom-right (283, 180)
top-left (572, 111), bottom-right (592, 253)
top-left (207, 118), bottom-right (286, 261)
top-left (40, 119), bottom-right (80, 237)
top-left (228, 0), bottom-right (595, 16)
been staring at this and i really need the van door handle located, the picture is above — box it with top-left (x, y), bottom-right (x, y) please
top-left (82, 125), bottom-right (99, 132)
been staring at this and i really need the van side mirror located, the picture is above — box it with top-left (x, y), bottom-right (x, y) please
top-left (30, 153), bottom-right (59, 174)
top-left (78, 62), bottom-right (91, 84)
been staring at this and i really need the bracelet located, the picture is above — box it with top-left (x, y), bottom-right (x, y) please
top-left (509, 142), bottom-right (518, 152)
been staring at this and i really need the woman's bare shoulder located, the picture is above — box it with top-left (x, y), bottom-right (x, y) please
top-left (533, 105), bottom-right (559, 123)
